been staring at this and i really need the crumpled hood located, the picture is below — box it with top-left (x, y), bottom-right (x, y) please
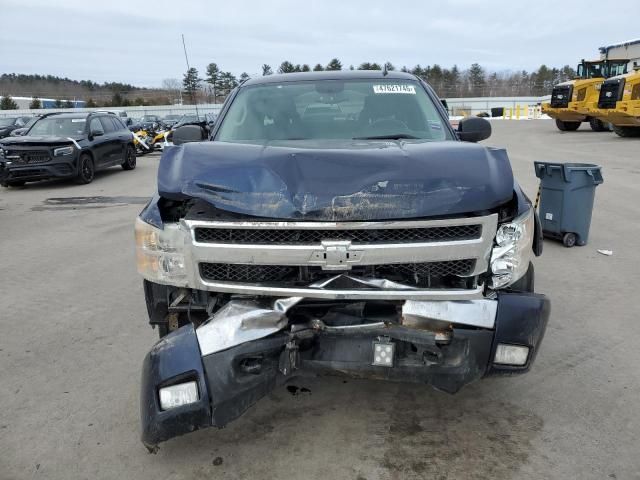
top-left (158, 139), bottom-right (514, 221)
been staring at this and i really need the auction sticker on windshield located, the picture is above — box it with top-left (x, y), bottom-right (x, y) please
top-left (373, 84), bottom-right (416, 94)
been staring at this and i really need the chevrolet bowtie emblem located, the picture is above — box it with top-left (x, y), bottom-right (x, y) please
top-left (309, 240), bottom-right (363, 270)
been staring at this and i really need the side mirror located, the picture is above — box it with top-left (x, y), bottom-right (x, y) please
top-left (91, 129), bottom-right (104, 138)
top-left (457, 116), bottom-right (491, 142)
top-left (173, 125), bottom-right (207, 145)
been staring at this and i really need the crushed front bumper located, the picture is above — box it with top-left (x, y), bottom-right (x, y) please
top-left (140, 291), bottom-right (549, 449)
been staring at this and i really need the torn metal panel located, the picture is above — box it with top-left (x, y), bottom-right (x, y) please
top-left (196, 297), bottom-right (302, 356)
top-left (309, 274), bottom-right (418, 290)
top-left (402, 299), bottom-right (498, 329)
top-left (157, 140), bottom-right (514, 221)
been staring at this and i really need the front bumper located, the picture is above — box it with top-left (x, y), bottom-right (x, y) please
top-left (604, 101), bottom-right (640, 126)
top-left (541, 103), bottom-right (586, 122)
top-left (0, 155), bottom-right (78, 183)
top-left (140, 291), bottom-right (550, 448)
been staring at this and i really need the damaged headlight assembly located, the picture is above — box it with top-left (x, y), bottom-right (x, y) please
top-left (135, 218), bottom-right (188, 286)
top-left (490, 207), bottom-right (534, 289)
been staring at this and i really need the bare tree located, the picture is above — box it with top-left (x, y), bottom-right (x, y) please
top-left (161, 78), bottom-right (182, 104)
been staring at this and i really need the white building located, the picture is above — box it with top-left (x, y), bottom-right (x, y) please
top-left (600, 39), bottom-right (640, 70)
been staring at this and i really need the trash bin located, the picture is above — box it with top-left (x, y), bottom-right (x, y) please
top-left (491, 107), bottom-right (504, 117)
top-left (534, 162), bottom-right (603, 247)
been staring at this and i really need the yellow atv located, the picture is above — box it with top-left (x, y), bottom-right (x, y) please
top-left (149, 129), bottom-right (172, 151)
top-left (595, 65), bottom-right (640, 137)
top-left (542, 59), bottom-right (628, 132)
top-left (132, 128), bottom-right (155, 155)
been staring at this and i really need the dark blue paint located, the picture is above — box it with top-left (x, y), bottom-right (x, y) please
top-left (140, 324), bottom-right (211, 448)
top-left (156, 140), bottom-right (515, 221)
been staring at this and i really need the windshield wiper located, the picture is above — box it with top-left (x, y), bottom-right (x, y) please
top-left (352, 133), bottom-right (420, 140)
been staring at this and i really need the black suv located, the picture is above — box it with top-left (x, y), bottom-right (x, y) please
top-left (0, 112), bottom-right (136, 187)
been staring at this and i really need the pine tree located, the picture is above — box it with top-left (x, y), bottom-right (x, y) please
top-left (262, 64), bottom-right (273, 76)
top-left (29, 97), bottom-right (42, 109)
top-left (111, 93), bottom-right (123, 107)
top-left (239, 72), bottom-right (250, 83)
top-left (205, 63), bottom-right (221, 102)
top-left (313, 64), bottom-right (324, 71)
top-left (358, 62), bottom-right (381, 70)
top-left (325, 58), bottom-right (342, 71)
top-left (0, 95), bottom-right (18, 110)
top-left (182, 67), bottom-right (201, 104)
top-left (278, 61), bottom-right (296, 74)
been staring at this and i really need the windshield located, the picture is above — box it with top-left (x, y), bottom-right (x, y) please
top-left (0, 118), bottom-right (17, 127)
top-left (578, 62), bottom-right (605, 79)
top-left (215, 79), bottom-right (451, 143)
top-left (608, 61), bottom-right (628, 77)
top-left (28, 117), bottom-right (86, 136)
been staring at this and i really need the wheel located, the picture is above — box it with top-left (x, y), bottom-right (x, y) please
top-left (121, 145), bottom-right (137, 170)
top-left (612, 125), bottom-right (640, 137)
top-left (75, 154), bottom-right (95, 184)
top-left (589, 118), bottom-right (608, 132)
top-left (562, 232), bottom-right (577, 248)
top-left (555, 119), bottom-right (580, 131)
top-left (3, 180), bottom-right (26, 188)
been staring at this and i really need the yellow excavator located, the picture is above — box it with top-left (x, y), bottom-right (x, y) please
top-left (592, 63), bottom-right (640, 137)
top-left (542, 59), bottom-right (628, 131)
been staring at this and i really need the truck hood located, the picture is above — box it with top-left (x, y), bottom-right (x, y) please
top-left (0, 135), bottom-right (83, 147)
top-left (158, 140), bottom-right (514, 221)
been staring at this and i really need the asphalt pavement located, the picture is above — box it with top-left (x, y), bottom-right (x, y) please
top-left (1, 121), bottom-right (639, 480)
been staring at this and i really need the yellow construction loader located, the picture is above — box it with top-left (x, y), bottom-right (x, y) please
top-left (593, 64), bottom-right (640, 137)
top-left (542, 59), bottom-right (628, 131)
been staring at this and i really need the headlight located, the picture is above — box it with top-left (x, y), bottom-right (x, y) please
top-left (0, 148), bottom-right (4, 158)
top-left (135, 218), bottom-right (188, 285)
top-left (490, 207), bottom-right (534, 289)
top-left (53, 146), bottom-right (74, 156)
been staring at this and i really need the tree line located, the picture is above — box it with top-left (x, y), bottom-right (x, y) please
top-left (180, 59), bottom-right (576, 103)
top-left (0, 60), bottom-right (578, 110)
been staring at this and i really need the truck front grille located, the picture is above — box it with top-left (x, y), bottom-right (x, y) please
top-left (550, 85), bottom-right (572, 108)
top-left (199, 260), bottom-right (476, 287)
top-left (194, 224), bottom-right (481, 244)
top-left (598, 79), bottom-right (625, 108)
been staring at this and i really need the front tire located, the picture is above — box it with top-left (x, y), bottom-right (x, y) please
top-left (555, 119), bottom-right (581, 131)
top-left (589, 118), bottom-right (608, 132)
top-left (121, 145), bottom-right (136, 170)
top-left (75, 153), bottom-right (95, 184)
top-left (612, 125), bottom-right (640, 137)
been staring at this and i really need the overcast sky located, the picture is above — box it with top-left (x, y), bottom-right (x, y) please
top-left (2, 0), bottom-right (639, 87)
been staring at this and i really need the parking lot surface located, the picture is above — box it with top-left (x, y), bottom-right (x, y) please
top-left (1, 121), bottom-right (639, 480)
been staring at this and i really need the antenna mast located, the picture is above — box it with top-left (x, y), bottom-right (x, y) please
top-left (182, 34), bottom-right (199, 116)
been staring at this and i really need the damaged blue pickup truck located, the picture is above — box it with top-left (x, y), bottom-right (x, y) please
top-left (135, 71), bottom-right (549, 450)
